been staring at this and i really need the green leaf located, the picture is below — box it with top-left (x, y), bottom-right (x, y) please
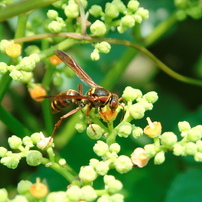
top-left (165, 169), bottom-right (202, 202)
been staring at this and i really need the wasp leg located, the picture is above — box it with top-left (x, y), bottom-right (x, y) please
top-left (51, 106), bottom-right (82, 140)
top-left (85, 103), bottom-right (97, 135)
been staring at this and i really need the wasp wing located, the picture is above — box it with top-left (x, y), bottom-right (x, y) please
top-left (35, 94), bottom-right (97, 102)
top-left (54, 50), bottom-right (100, 88)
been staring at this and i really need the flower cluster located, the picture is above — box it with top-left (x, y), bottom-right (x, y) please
top-left (89, 0), bottom-right (149, 35)
top-left (45, 0), bottom-right (149, 60)
top-left (0, 132), bottom-right (50, 169)
top-left (174, 0), bottom-right (202, 20)
top-left (0, 178), bottom-right (48, 201)
top-left (0, 40), bottom-right (39, 84)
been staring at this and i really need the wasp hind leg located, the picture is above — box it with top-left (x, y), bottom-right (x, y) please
top-left (50, 106), bottom-right (82, 142)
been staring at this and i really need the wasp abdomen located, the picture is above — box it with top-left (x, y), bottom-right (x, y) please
top-left (51, 90), bottom-right (80, 113)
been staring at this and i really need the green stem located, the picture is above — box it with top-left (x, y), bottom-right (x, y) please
top-left (106, 128), bottom-right (117, 145)
top-left (14, 32), bottom-right (202, 87)
top-left (0, 72), bottom-right (12, 103)
top-left (0, 105), bottom-right (32, 137)
top-left (41, 66), bottom-right (56, 135)
top-left (144, 12), bottom-right (178, 46)
top-left (0, 0), bottom-right (59, 22)
top-left (15, 14), bottom-right (29, 39)
top-left (41, 158), bottom-right (76, 182)
top-left (101, 47), bottom-right (138, 90)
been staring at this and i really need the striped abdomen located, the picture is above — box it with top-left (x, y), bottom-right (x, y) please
top-left (51, 90), bottom-right (80, 113)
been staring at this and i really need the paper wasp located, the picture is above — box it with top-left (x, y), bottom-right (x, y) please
top-left (37, 50), bottom-right (121, 139)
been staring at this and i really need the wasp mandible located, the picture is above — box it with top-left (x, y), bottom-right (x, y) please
top-left (37, 50), bottom-right (122, 139)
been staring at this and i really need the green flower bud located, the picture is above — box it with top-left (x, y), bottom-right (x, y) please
top-left (1, 156), bottom-right (20, 169)
top-left (196, 140), bottom-right (202, 152)
top-left (81, 186), bottom-right (97, 201)
top-left (19, 56), bottom-right (36, 71)
top-left (194, 152), bottom-right (202, 162)
top-left (53, 73), bottom-right (63, 86)
top-left (95, 161), bottom-right (109, 175)
top-left (46, 191), bottom-right (67, 202)
top-left (89, 5), bottom-right (103, 17)
top-left (120, 15), bottom-right (135, 28)
top-left (75, 121), bottom-right (86, 133)
top-left (161, 132), bottom-right (177, 149)
top-left (59, 158), bottom-right (66, 166)
top-left (174, 0), bottom-right (188, 8)
top-left (0, 188), bottom-right (8, 202)
top-left (64, 4), bottom-right (79, 18)
top-left (194, 125), bottom-right (202, 134)
top-left (176, 10), bottom-right (187, 21)
top-left (105, 3), bottom-right (119, 18)
top-left (122, 86), bottom-right (142, 102)
top-left (138, 99), bottom-right (153, 111)
top-left (154, 151), bottom-right (165, 165)
top-left (17, 180), bottom-right (32, 195)
top-left (10, 195), bottom-right (28, 202)
top-left (97, 195), bottom-right (110, 202)
top-left (0, 147), bottom-right (7, 157)
top-left (87, 124), bottom-right (104, 139)
top-left (0, 62), bottom-right (8, 74)
top-left (106, 179), bottom-right (123, 194)
top-left (25, 45), bottom-right (40, 55)
top-left (136, 7), bottom-right (149, 19)
top-left (132, 126), bottom-right (143, 138)
top-left (29, 53), bottom-right (40, 63)
top-left (143, 91), bottom-right (158, 103)
top-left (112, 0), bottom-right (126, 13)
top-left (187, 128), bottom-right (202, 142)
top-left (109, 143), bottom-right (121, 153)
top-left (118, 122), bottom-right (132, 138)
top-left (26, 150), bottom-right (43, 166)
top-left (90, 20), bottom-right (107, 36)
top-left (8, 135), bottom-right (22, 149)
top-left (95, 42), bottom-right (111, 54)
top-left (23, 136), bottom-right (34, 148)
top-left (129, 103), bottom-right (145, 119)
top-left (31, 132), bottom-right (42, 144)
top-left (0, 39), bottom-right (12, 52)
top-left (47, 10), bottom-right (58, 19)
top-left (91, 49), bottom-right (100, 61)
top-left (127, 0), bottom-right (139, 12)
top-left (188, 6), bottom-right (202, 19)
top-left (89, 158), bottom-right (99, 168)
top-left (48, 21), bottom-right (63, 33)
top-left (21, 71), bottom-right (33, 83)
top-left (93, 141), bottom-right (109, 156)
top-left (133, 13), bottom-right (142, 23)
top-left (173, 143), bottom-right (185, 156)
top-left (79, 166), bottom-right (97, 183)
top-left (110, 193), bottom-right (124, 202)
top-left (178, 121), bottom-right (191, 132)
top-left (66, 185), bottom-right (82, 201)
top-left (114, 155), bottom-right (133, 174)
top-left (184, 142), bottom-right (197, 155)
top-left (104, 175), bottom-right (115, 184)
top-left (144, 144), bottom-right (156, 158)
top-left (9, 69), bottom-right (23, 81)
top-left (80, 0), bottom-right (88, 8)
top-left (117, 25), bottom-right (126, 34)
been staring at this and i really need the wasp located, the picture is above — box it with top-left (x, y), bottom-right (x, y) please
top-left (37, 50), bottom-right (122, 139)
